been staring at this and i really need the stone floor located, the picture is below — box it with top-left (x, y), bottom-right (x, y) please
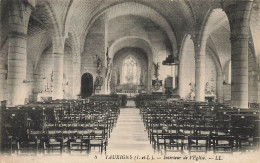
top-left (107, 108), bottom-right (154, 155)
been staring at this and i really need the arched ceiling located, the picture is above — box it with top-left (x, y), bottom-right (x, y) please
top-left (208, 27), bottom-right (231, 67)
top-left (65, 0), bottom-right (223, 50)
top-left (203, 8), bottom-right (231, 68)
top-left (2, 0), bottom-right (260, 72)
top-left (93, 2), bottom-right (178, 53)
top-left (109, 36), bottom-right (153, 62)
top-left (107, 15), bottom-right (172, 58)
top-left (203, 8), bottom-right (230, 35)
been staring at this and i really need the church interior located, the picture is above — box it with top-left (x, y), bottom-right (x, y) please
top-left (0, 0), bottom-right (260, 158)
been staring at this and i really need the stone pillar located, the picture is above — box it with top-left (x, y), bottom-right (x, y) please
top-left (216, 74), bottom-right (224, 103)
top-left (7, 0), bottom-right (33, 106)
top-left (227, 1), bottom-right (253, 108)
top-left (0, 55), bottom-right (7, 102)
top-left (52, 53), bottom-right (64, 100)
top-left (171, 65), bottom-right (176, 89)
top-left (257, 82), bottom-right (260, 103)
top-left (147, 58), bottom-right (153, 94)
top-left (104, 17), bottom-right (110, 94)
top-left (257, 58), bottom-right (260, 103)
top-left (193, 38), bottom-right (206, 102)
top-left (178, 35), bottom-right (195, 99)
top-left (72, 56), bottom-right (81, 99)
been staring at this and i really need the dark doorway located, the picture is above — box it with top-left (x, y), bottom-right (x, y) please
top-left (81, 73), bottom-right (93, 98)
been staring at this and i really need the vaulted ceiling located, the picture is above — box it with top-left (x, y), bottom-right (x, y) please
top-left (1, 0), bottom-right (260, 71)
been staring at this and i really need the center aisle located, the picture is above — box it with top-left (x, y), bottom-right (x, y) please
top-left (107, 108), bottom-right (154, 154)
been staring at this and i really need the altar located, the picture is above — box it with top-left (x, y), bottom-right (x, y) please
top-left (205, 94), bottom-right (216, 102)
top-left (115, 84), bottom-right (145, 97)
top-left (204, 82), bottom-right (216, 102)
top-left (37, 92), bottom-right (52, 102)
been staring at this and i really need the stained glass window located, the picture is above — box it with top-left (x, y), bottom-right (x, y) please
top-left (122, 56), bottom-right (138, 84)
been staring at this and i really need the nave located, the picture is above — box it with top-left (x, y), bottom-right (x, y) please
top-left (1, 0), bottom-right (260, 162)
top-left (1, 94), bottom-right (259, 158)
top-left (107, 108), bottom-right (153, 154)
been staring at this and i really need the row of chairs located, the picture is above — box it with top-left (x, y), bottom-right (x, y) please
top-left (139, 101), bottom-right (260, 154)
top-left (1, 99), bottom-right (120, 155)
top-left (152, 134), bottom-right (236, 154)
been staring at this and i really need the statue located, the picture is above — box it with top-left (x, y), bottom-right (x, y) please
top-left (105, 47), bottom-right (112, 78)
top-left (205, 82), bottom-right (215, 94)
top-left (152, 62), bottom-right (162, 91)
top-left (189, 82), bottom-right (195, 100)
top-left (96, 55), bottom-right (102, 74)
top-left (140, 70), bottom-right (143, 85)
top-left (94, 75), bottom-right (103, 90)
top-left (117, 68), bottom-right (120, 85)
top-left (154, 62), bottom-right (160, 79)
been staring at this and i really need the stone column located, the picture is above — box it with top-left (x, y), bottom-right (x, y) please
top-left (7, 0), bottom-right (33, 106)
top-left (193, 38), bottom-right (206, 102)
top-left (147, 58), bottom-right (153, 94)
top-left (171, 65), bottom-right (176, 89)
top-left (0, 55), bottom-right (7, 102)
top-left (228, 1), bottom-right (253, 108)
top-left (257, 82), bottom-right (260, 103)
top-left (52, 53), bottom-right (64, 100)
top-left (216, 74), bottom-right (224, 103)
top-left (72, 56), bottom-right (81, 99)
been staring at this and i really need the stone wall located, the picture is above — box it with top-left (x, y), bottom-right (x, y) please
top-left (81, 15), bottom-right (106, 94)
top-left (205, 53), bottom-right (217, 94)
top-left (33, 46), bottom-right (73, 101)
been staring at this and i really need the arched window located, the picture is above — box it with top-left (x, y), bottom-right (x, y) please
top-left (122, 56), bottom-right (138, 84)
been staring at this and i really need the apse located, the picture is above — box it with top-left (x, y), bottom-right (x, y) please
top-left (111, 48), bottom-right (148, 95)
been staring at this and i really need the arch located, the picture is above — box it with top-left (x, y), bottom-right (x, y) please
top-left (250, 3), bottom-right (260, 58)
top-left (193, 8), bottom-right (230, 103)
top-left (32, 1), bottom-right (63, 70)
top-left (41, 1), bottom-right (61, 37)
top-left (81, 2), bottom-right (178, 56)
top-left (106, 36), bottom-right (153, 94)
top-left (197, 8), bottom-right (230, 66)
top-left (63, 0), bottom-right (77, 39)
top-left (110, 47), bottom-right (148, 94)
top-left (206, 46), bottom-right (224, 103)
top-left (249, 4), bottom-right (260, 103)
top-left (179, 35), bottom-right (195, 99)
top-left (34, 1), bottom-right (63, 54)
top-left (109, 36), bottom-right (153, 60)
top-left (68, 31), bottom-right (81, 61)
top-left (81, 73), bottom-right (93, 98)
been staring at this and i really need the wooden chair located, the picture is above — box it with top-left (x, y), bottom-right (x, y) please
top-left (212, 135), bottom-right (235, 153)
top-left (163, 135), bottom-right (185, 154)
top-left (17, 138), bottom-right (39, 155)
top-left (231, 127), bottom-right (254, 152)
top-left (88, 130), bottom-right (107, 154)
top-left (69, 137), bottom-right (83, 154)
top-left (188, 135), bottom-right (208, 153)
top-left (44, 129), bottom-right (63, 155)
